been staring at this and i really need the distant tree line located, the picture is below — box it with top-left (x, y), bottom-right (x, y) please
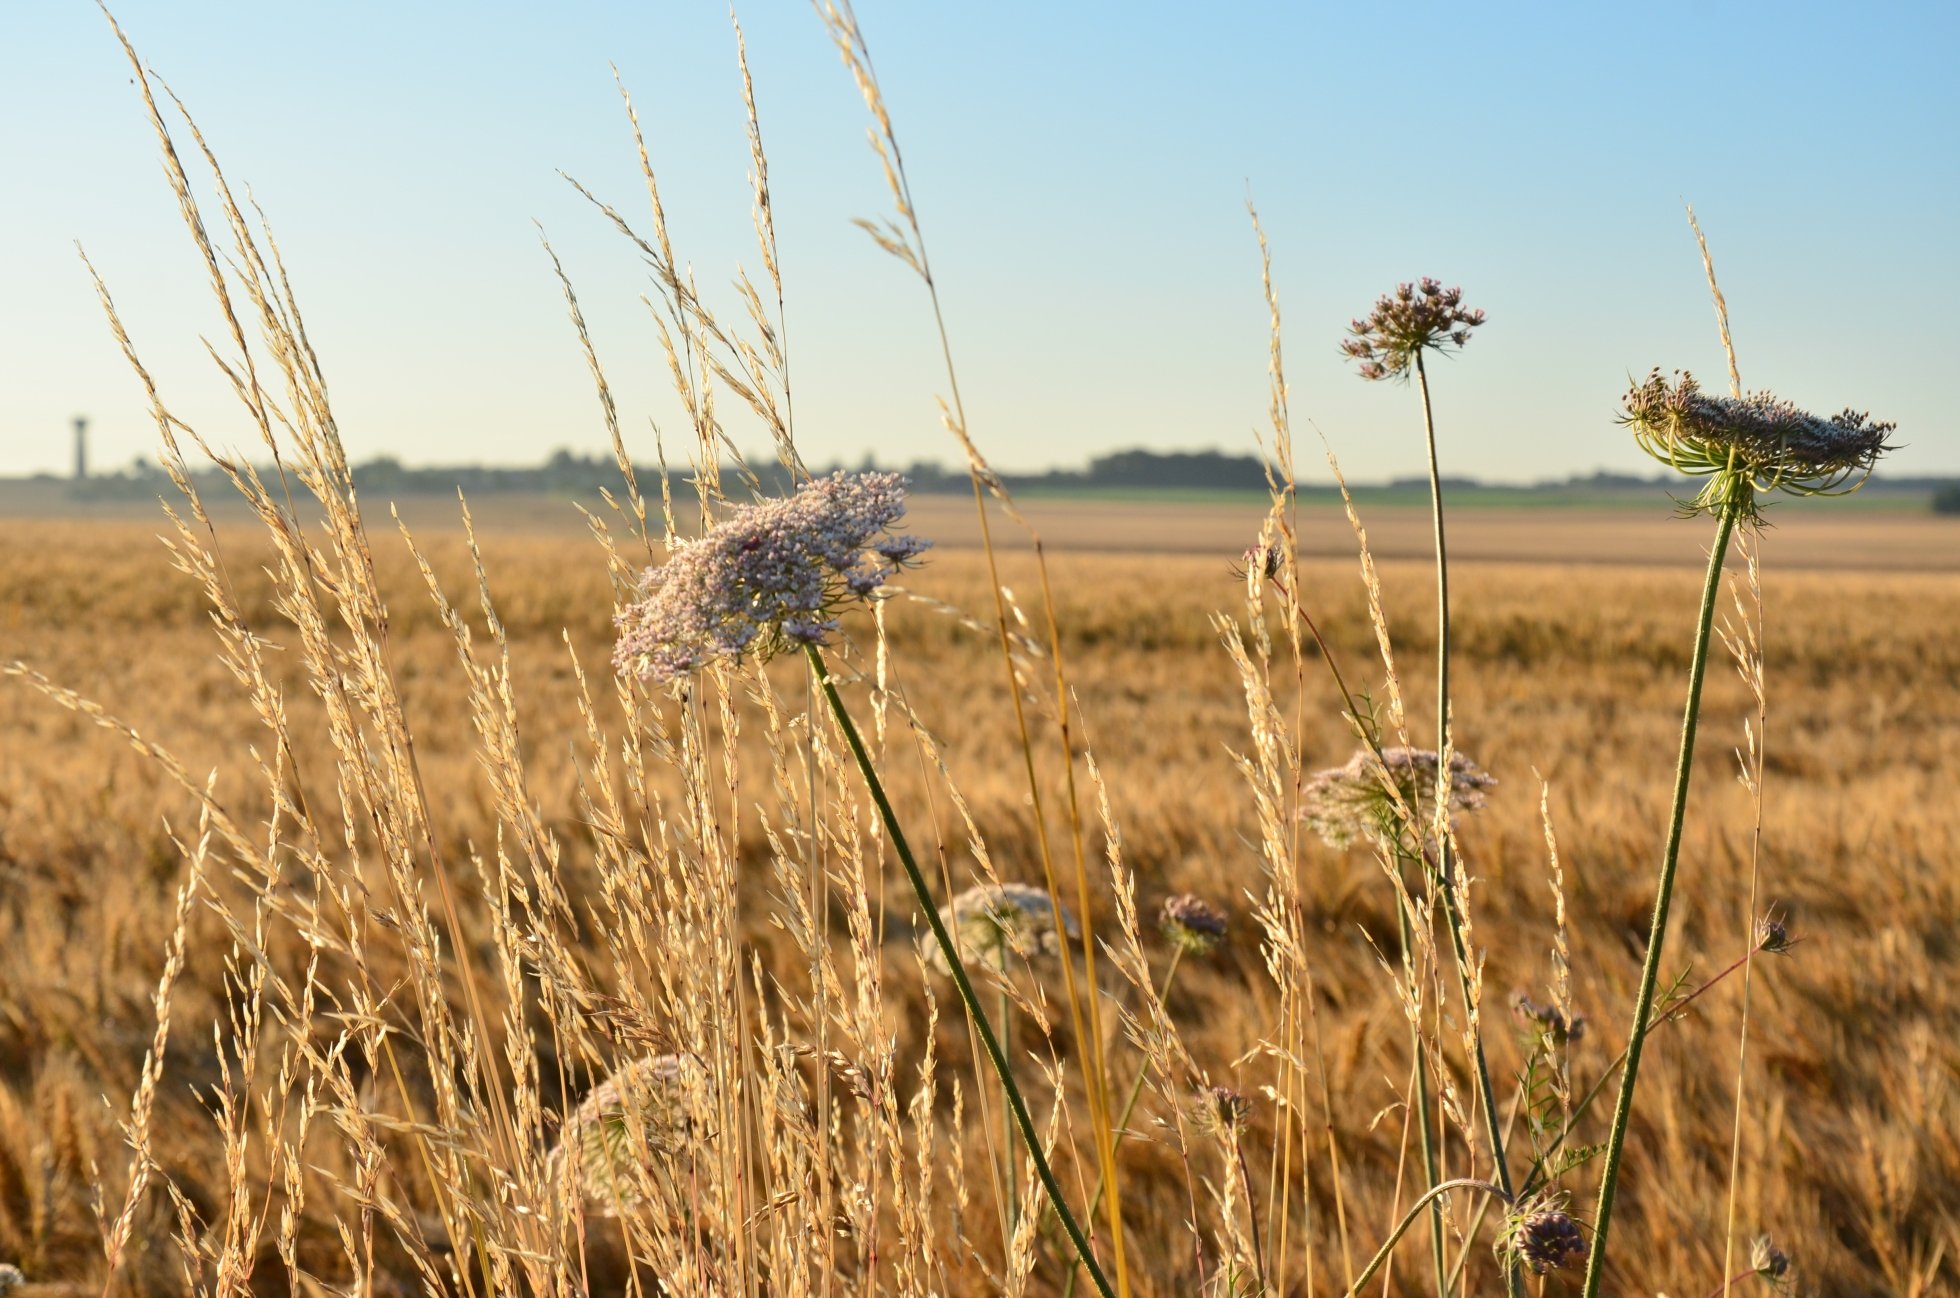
top-left (44, 445), bottom-right (1960, 507)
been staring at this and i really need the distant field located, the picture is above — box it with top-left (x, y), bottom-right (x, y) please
top-left (5, 480), bottom-right (1955, 570)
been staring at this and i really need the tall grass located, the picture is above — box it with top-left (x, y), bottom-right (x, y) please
top-left (0, 7), bottom-right (1940, 1298)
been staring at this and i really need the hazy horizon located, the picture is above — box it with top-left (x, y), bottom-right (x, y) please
top-left (5, 2), bottom-right (1956, 482)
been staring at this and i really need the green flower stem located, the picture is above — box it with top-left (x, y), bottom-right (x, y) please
top-left (1581, 490), bottom-right (1746, 1297)
top-left (806, 645), bottom-right (1118, 1298)
top-left (1415, 351), bottom-right (1521, 1298)
top-left (1061, 946), bottom-right (1185, 1298)
top-left (1341, 1178), bottom-right (1509, 1298)
top-left (998, 940), bottom-right (1017, 1230)
top-left (1397, 886), bottom-right (1450, 1298)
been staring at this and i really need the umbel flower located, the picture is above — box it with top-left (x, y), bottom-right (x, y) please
top-left (549, 1053), bottom-right (706, 1214)
top-left (1510, 990), bottom-right (1587, 1046)
top-left (1300, 746), bottom-right (1496, 851)
top-left (1160, 893), bottom-right (1229, 956)
top-left (613, 471), bottom-right (930, 683)
top-left (1621, 369), bottom-right (1894, 515)
top-left (1754, 908), bottom-right (1795, 956)
top-left (1499, 1195), bottom-right (1589, 1275)
top-left (1751, 1234), bottom-right (1793, 1286)
top-left (1340, 278), bottom-right (1486, 381)
top-left (925, 882), bottom-right (1080, 974)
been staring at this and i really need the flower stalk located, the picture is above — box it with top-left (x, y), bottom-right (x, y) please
top-left (1580, 480), bottom-right (1747, 1295)
top-left (806, 644), bottom-right (1118, 1298)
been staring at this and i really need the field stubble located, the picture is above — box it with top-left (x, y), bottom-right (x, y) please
top-left (1, 511), bottom-right (1956, 1294)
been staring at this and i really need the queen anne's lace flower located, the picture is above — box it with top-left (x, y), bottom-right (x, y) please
top-left (1621, 369), bottom-right (1893, 511)
top-left (548, 1053), bottom-right (706, 1214)
top-left (1751, 1234), bottom-right (1793, 1285)
top-left (613, 472), bottom-right (930, 683)
top-left (1341, 278), bottom-right (1486, 381)
top-left (1499, 1196), bottom-right (1589, 1275)
top-left (1300, 746), bottom-right (1495, 850)
top-left (1159, 893), bottom-right (1229, 955)
top-left (926, 882), bottom-right (1079, 973)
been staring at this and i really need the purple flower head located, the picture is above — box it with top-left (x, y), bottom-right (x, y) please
top-left (1341, 277), bottom-right (1486, 382)
top-left (613, 471), bottom-right (931, 683)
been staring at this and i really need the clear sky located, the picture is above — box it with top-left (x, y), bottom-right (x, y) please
top-left (2, 2), bottom-right (1955, 484)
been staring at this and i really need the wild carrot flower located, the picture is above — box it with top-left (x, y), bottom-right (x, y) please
top-left (612, 471), bottom-right (929, 683)
top-left (1510, 990), bottom-right (1587, 1046)
top-left (1499, 1195), bottom-right (1589, 1275)
top-left (1754, 909), bottom-right (1795, 956)
top-left (0, 1265), bottom-right (23, 1297)
top-left (1751, 1234), bottom-right (1793, 1285)
top-left (1621, 369), bottom-right (1894, 514)
top-left (1340, 278), bottom-right (1486, 381)
top-left (549, 1053), bottom-right (705, 1212)
top-left (1300, 746), bottom-right (1496, 851)
top-left (1159, 893), bottom-right (1229, 956)
top-left (926, 882), bottom-right (1079, 973)
top-left (1232, 541), bottom-right (1285, 583)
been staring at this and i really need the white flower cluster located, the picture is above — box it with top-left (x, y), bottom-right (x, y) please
top-left (1300, 745), bottom-right (1495, 850)
top-left (614, 471), bottom-right (929, 683)
top-left (548, 1053), bottom-right (705, 1214)
top-left (925, 882), bottom-right (1079, 974)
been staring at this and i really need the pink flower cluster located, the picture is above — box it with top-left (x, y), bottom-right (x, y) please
top-left (1340, 278), bottom-right (1486, 381)
top-left (613, 471), bottom-right (930, 683)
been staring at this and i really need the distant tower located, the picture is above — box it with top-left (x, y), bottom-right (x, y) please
top-left (73, 416), bottom-right (89, 481)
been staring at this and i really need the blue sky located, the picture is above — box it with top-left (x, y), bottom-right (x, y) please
top-left (2, 2), bottom-right (1954, 483)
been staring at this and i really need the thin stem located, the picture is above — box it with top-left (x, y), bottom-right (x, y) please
top-left (1415, 350), bottom-right (1520, 1298)
top-left (1398, 888), bottom-right (1450, 1298)
top-left (1062, 946), bottom-right (1185, 1298)
top-left (1701, 1267), bottom-right (1762, 1298)
top-left (806, 644), bottom-right (1118, 1298)
top-left (1234, 1139), bottom-right (1269, 1294)
top-left (1581, 490), bottom-right (1746, 1297)
top-left (1342, 1178), bottom-right (1509, 1298)
top-left (998, 941), bottom-right (1017, 1230)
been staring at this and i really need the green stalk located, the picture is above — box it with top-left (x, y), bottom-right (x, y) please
top-left (998, 939), bottom-right (1017, 1231)
top-left (1414, 351), bottom-right (1520, 1296)
top-left (1580, 487), bottom-right (1747, 1296)
top-left (1397, 887), bottom-right (1449, 1298)
top-left (1341, 1178), bottom-right (1509, 1298)
top-left (807, 645), bottom-right (1118, 1298)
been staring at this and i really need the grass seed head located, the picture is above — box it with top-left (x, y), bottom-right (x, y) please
top-left (613, 470), bottom-right (930, 682)
top-left (1341, 277), bottom-right (1486, 381)
top-left (1195, 1084), bottom-right (1252, 1137)
top-left (1159, 893), bottom-right (1229, 956)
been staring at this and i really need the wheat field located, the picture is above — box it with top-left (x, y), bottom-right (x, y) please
top-left (3, 508), bottom-right (1956, 1296)
top-left (5, 7), bottom-right (1957, 1295)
